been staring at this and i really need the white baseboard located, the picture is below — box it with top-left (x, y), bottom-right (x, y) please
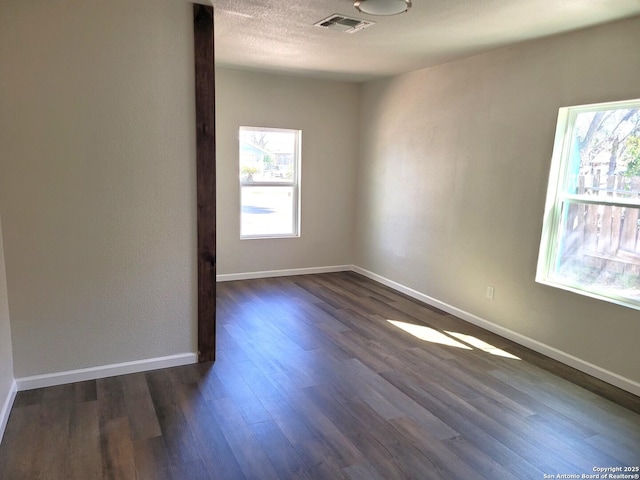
top-left (10, 264), bottom-right (638, 400)
top-left (15, 353), bottom-right (197, 391)
top-left (0, 379), bottom-right (17, 444)
top-left (217, 264), bottom-right (353, 282)
top-left (353, 266), bottom-right (640, 397)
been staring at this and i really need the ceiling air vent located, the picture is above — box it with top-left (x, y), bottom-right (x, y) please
top-left (314, 14), bottom-right (375, 33)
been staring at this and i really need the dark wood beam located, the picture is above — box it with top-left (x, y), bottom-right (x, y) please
top-left (194, 4), bottom-right (216, 363)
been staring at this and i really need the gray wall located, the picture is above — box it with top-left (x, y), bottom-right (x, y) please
top-left (355, 16), bottom-right (640, 384)
top-left (216, 69), bottom-right (359, 276)
top-left (0, 215), bottom-right (14, 416)
top-left (0, 0), bottom-right (197, 377)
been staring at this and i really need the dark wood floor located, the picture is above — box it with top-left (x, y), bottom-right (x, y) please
top-left (1, 272), bottom-right (639, 479)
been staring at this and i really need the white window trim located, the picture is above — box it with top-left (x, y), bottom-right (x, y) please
top-left (239, 126), bottom-right (301, 240)
top-left (536, 98), bottom-right (640, 311)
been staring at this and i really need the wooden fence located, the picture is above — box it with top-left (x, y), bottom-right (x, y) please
top-left (563, 174), bottom-right (640, 275)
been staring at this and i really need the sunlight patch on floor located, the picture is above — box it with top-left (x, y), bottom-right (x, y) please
top-left (387, 320), bottom-right (471, 349)
top-left (445, 331), bottom-right (521, 360)
top-left (386, 320), bottom-right (520, 360)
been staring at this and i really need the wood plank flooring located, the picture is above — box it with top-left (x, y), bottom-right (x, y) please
top-left (1, 272), bottom-right (639, 479)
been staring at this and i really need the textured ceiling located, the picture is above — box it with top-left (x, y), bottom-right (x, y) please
top-left (211, 0), bottom-right (640, 82)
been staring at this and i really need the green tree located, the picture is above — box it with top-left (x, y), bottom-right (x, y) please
top-left (622, 135), bottom-right (640, 177)
top-left (241, 166), bottom-right (258, 181)
top-left (577, 108), bottom-right (640, 176)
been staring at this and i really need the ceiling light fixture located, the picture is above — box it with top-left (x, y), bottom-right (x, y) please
top-left (354, 0), bottom-right (411, 16)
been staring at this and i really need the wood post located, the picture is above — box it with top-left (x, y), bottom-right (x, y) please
top-left (194, 4), bottom-right (216, 362)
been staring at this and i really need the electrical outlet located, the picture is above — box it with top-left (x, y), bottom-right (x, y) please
top-left (486, 285), bottom-right (495, 300)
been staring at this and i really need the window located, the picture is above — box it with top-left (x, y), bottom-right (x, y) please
top-left (537, 99), bottom-right (640, 310)
top-left (239, 126), bottom-right (301, 238)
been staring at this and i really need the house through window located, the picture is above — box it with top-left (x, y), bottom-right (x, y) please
top-left (239, 126), bottom-right (301, 238)
top-left (537, 99), bottom-right (640, 310)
